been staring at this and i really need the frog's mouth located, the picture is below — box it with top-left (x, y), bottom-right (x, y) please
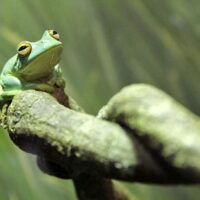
top-left (19, 45), bottom-right (63, 81)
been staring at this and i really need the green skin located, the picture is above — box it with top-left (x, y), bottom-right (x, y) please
top-left (0, 30), bottom-right (64, 103)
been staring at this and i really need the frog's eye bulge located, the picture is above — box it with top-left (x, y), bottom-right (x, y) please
top-left (17, 41), bottom-right (32, 57)
top-left (48, 30), bottom-right (60, 40)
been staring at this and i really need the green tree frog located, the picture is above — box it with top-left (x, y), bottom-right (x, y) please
top-left (0, 30), bottom-right (64, 103)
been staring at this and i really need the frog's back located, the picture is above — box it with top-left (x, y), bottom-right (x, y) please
top-left (1, 55), bottom-right (18, 76)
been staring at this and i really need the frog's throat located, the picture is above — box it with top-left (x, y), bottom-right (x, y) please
top-left (19, 45), bottom-right (63, 81)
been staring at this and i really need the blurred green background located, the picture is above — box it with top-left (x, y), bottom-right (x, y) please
top-left (0, 0), bottom-right (200, 199)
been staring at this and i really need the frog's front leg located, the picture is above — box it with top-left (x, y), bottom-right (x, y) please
top-left (0, 75), bottom-right (23, 100)
top-left (1, 74), bottom-right (22, 90)
top-left (48, 65), bottom-right (65, 88)
top-left (0, 75), bottom-right (54, 99)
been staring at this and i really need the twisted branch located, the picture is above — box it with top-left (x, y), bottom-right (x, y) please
top-left (2, 84), bottom-right (200, 199)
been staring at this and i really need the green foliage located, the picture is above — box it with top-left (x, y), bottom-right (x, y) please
top-left (0, 0), bottom-right (199, 200)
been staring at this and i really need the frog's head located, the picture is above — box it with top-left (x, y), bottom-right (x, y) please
top-left (14, 30), bottom-right (63, 81)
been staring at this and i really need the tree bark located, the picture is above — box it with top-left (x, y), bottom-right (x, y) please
top-left (3, 86), bottom-right (200, 190)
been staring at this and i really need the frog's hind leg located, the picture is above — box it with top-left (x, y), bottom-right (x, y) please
top-left (23, 83), bottom-right (55, 93)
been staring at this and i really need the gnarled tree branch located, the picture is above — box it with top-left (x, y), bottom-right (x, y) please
top-left (2, 84), bottom-right (200, 199)
top-left (5, 90), bottom-right (167, 183)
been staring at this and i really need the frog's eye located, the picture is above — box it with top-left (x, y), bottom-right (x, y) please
top-left (48, 30), bottom-right (60, 40)
top-left (17, 41), bottom-right (32, 57)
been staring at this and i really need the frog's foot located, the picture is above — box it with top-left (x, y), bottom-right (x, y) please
top-left (0, 90), bottom-right (22, 101)
top-left (55, 78), bottom-right (65, 88)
